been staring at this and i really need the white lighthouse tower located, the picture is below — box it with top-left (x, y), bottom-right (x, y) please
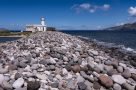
top-left (41, 17), bottom-right (45, 26)
top-left (26, 17), bottom-right (47, 32)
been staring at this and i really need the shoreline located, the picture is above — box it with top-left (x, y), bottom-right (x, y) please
top-left (0, 31), bottom-right (135, 90)
top-left (0, 35), bottom-right (24, 38)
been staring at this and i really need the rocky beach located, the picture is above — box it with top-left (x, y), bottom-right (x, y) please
top-left (0, 31), bottom-right (135, 90)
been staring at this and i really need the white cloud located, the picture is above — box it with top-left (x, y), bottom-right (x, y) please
top-left (128, 6), bottom-right (136, 16)
top-left (72, 3), bottom-right (110, 13)
top-left (80, 3), bottom-right (91, 10)
top-left (103, 4), bottom-right (110, 10)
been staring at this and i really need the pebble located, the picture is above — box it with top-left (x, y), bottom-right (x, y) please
top-left (117, 66), bottom-right (123, 73)
top-left (112, 75), bottom-right (126, 85)
top-left (0, 74), bottom-right (5, 85)
top-left (131, 73), bottom-right (136, 81)
top-left (0, 31), bottom-right (135, 90)
top-left (78, 82), bottom-right (87, 90)
top-left (72, 65), bottom-right (81, 73)
top-left (122, 83), bottom-right (135, 90)
top-left (113, 83), bottom-right (121, 90)
top-left (99, 75), bottom-right (113, 88)
top-left (12, 78), bottom-right (24, 88)
top-left (122, 69), bottom-right (131, 79)
top-left (93, 82), bottom-right (101, 89)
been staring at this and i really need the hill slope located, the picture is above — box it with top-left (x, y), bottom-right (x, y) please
top-left (106, 22), bottom-right (136, 31)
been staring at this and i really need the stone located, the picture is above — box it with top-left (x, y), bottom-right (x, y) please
top-left (27, 81), bottom-right (40, 90)
top-left (77, 75), bottom-right (85, 83)
top-left (80, 71), bottom-right (94, 82)
top-left (14, 73), bottom-right (22, 80)
top-left (67, 79), bottom-right (77, 89)
top-left (117, 66), bottom-right (123, 73)
top-left (104, 65), bottom-right (113, 72)
top-left (31, 64), bottom-right (39, 70)
top-left (49, 65), bottom-right (55, 71)
top-left (51, 82), bottom-right (59, 88)
top-left (8, 64), bottom-right (17, 70)
top-left (0, 67), bottom-right (8, 74)
top-left (72, 65), bottom-right (81, 73)
top-left (14, 87), bottom-right (27, 90)
top-left (107, 69), bottom-right (118, 76)
top-left (0, 74), bottom-right (5, 85)
top-left (1, 81), bottom-right (12, 89)
top-left (131, 73), bottom-right (136, 81)
top-left (112, 75), bottom-right (126, 85)
top-left (113, 83), bottom-right (121, 90)
top-left (88, 50), bottom-right (99, 56)
top-left (36, 74), bottom-right (47, 80)
top-left (119, 63), bottom-right (126, 69)
top-left (63, 56), bottom-right (69, 62)
top-left (19, 62), bottom-right (27, 68)
top-left (62, 68), bottom-right (68, 75)
top-left (93, 82), bottom-right (101, 89)
top-left (99, 75), bottom-right (113, 88)
top-left (78, 82), bottom-right (87, 90)
top-left (84, 80), bottom-right (93, 90)
top-left (104, 61), bottom-right (112, 65)
top-left (122, 83), bottom-right (135, 90)
top-left (112, 61), bottom-right (118, 68)
top-left (122, 69), bottom-right (131, 79)
top-left (12, 78), bottom-right (24, 88)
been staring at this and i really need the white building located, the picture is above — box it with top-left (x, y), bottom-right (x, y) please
top-left (26, 18), bottom-right (47, 32)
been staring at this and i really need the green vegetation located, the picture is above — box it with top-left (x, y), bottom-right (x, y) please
top-left (0, 30), bottom-right (32, 36)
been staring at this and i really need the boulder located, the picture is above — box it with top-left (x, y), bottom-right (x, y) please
top-left (12, 78), bottom-right (24, 88)
top-left (99, 75), bottom-right (113, 88)
top-left (112, 75), bottom-right (126, 85)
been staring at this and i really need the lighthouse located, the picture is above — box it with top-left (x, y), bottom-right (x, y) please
top-left (26, 17), bottom-right (47, 32)
top-left (41, 17), bottom-right (45, 26)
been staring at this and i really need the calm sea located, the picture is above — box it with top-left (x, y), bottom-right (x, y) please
top-left (62, 30), bottom-right (136, 50)
top-left (0, 37), bottom-right (21, 43)
top-left (0, 31), bottom-right (136, 50)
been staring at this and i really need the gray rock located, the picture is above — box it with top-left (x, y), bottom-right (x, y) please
top-left (93, 82), bottom-right (101, 89)
top-left (14, 87), bottom-right (27, 90)
top-left (113, 83), bottom-right (121, 90)
top-left (112, 61), bottom-right (118, 68)
top-left (122, 83), bottom-right (135, 90)
top-left (49, 65), bottom-right (55, 71)
top-left (67, 79), bottom-right (77, 89)
top-left (131, 73), bottom-right (136, 81)
top-left (15, 73), bottom-right (22, 80)
top-left (104, 65), bottom-right (113, 72)
top-left (122, 69), bottom-right (131, 79)
top-left (1, 81), bottom-right (12, 89)
top-left (0, 67), bottom-right (8, 74)
top-left (80, 71), bottom-right (94, 82)
top-left (19, 62), bottom-right (27, 68)
top-left (27, 81), bottom-right (40, 90)
top-left (107, 69), bottom-right (118, 76)
top-left (117, 66), bottom-right (123, 73)
top-left (84, 80), bottom-right (93, 90)
top-left (77, 75), bottom-right (85, 83)
top-left (78, 82), bottom-right (87, 90)
top-left (0, 74), bottom-right (5, 85)
top-left (12, 78), bottom-right (24, 88)
top-left (51, 82), bottom-right (59, 88)
top-left (104, 60), bottom-right (112, 65)
top-left (112, 75), bottom-right (126, 85)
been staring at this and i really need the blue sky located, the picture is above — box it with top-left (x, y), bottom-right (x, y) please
top-left (0, 0), bottom-right (136, 30)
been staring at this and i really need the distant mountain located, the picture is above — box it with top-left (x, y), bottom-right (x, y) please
top-left (0, 28), bottom-right (9, 31)
top-left (105, 22), bottom-right (136, 31)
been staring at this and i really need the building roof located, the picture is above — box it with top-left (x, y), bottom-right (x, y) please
top-left (26, 24), bottom-right (46, 27)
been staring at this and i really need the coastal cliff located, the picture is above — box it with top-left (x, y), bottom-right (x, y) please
top-left (0, 31), bottom-right (135, 90)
